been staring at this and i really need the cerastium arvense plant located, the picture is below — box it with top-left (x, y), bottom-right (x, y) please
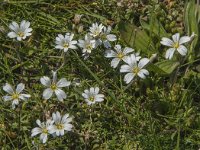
top-left (1, 0), bottom-right (200, 149)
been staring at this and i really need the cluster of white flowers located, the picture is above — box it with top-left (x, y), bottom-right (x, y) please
top-left (104, 32), bottom-right (194, 83)
top-left (103, 43), bottom-right (149, 84)
top-left (4, 18), bottom-right (194, 144)
top-left (54, 22), bottom-right (117, 59)
top-left (31, 111), bottom-right (73, 143)
top-left (4, 20), bottom-right (107, 144)
top-left (89, 23), bottom-right (117, 48)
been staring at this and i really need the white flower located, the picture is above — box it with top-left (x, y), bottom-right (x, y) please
top-left (78, 34), bottom-right (96, 54)
top-left (31, 119), bottom-right (54, 143)
top-left (2, 83), bottom-right (31, 109)
top-left (82, 87), bottom-right (104, 105)
top-left (89, 23), bottom-right (104, 38)
top-left (89, 23), bottom-right (116, 48)
top-left (55, 33), bottom-right (77, 52)
top-left (160, 33), bottom-right (192, 59)
top-left (105, 45), bottom-right (141, 68)
top-left (49, 111), bottom-right (73, 136)
top-left (7, 20), bottom-right (32, 41)
top-left (120, 54), bottom-right (150, 84)
top-left (40, 71), bottom-right (71, 101)
top-left (98, 26), bottom-right (117, 48)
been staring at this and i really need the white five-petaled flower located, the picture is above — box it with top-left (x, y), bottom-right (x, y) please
top-left (7, 20), bottom-right (32, 41)
top-left (78, 34), bottom-right (96, 54)
top-left (160, 33), bottom-right (192, 59)
top-left (55, 33), bottom-right (77, 52)
top-left (31, 119), bottom-right (54, 143)
top-left (97, 26), bottom-right (117, 48)
top-left (49, 111), bottom-right (73, 136)
top-left (105, 45), bottom-right (141, 68)
top-left (2, 83), bottom-right (31, 109)
top-left (120, 54), bottom-right (150, 84)
top-left (40, 71), bottom-right (71, 101)
top-left (89, 23), bottom-right (104, 38)
top-left (82, 87), bottom-right (104, 105)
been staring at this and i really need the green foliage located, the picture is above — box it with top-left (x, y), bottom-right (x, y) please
top-left (0, 0), bottom-right (200, 150)
top-left (119, 19), bottom-right (180, 76)
top-left (118, 21), bottom-right (156, 55)
top-left (140, 15), bottom-right (169, 38)
top-left (155, 60), bottom-right (180, 75)
top-left (184, 0), bottom-right (200, 57)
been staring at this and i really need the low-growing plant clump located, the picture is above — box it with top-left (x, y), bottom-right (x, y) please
top-left (0, 0), bottom-right (200, 149)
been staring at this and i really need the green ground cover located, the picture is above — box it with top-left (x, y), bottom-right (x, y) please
top-left (0, 0), bottom-right (200, 149)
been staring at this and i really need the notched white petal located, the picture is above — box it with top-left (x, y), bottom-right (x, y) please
top-left (3, 83), bottom-right (14, 94)
top-left (123, 47), bottom-right (134, 55)
top-left (55, 89), bottom-right (67, 101)
top-left (138, 69), bottom-right (149, 79)
top-left (179, 36), bottom-right (191, 45)
top-left (138, 58), bottom-right (149, 69)
top-left (106, 34), bottom-right (117, 41)
top-left (2, 96), bottom-right (12, 101)
top-left (40, 76), bottom-right (51, 87)
top-left (57, 78), bottom-right (71, 88)
top-left (7, 32), bottom-right (17, 38)
top-left (172, 33), bottom-right (180, 43)
top-left (43, 88), bottom-right (53, 100)
top-left (160, 37), bottom-right (174, 47)
top-left (124, 73), bottom-right (135, 84)
top-left (111, 58), bottom-right (120, 68)
top-left (165, 48), bottom-right (175, 59)
top-left (120, 65), bottom-right (131, 73)
top-left (16, 83), bottom-right (25, 94)
top-left (177, 45), bottom-right (187, 56)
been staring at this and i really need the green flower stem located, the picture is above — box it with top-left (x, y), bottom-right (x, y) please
top-left (170, 56), bottom-right (185, 87)
top-left (71, 50), bottom-right (116, 101)
top-left (175, 124), bottom-right (181, 150)
top-left (17, 105), bottom-right (22, 149)
top-left (14, 42), bottom-right (23, 80)
top-left (56, 51), bottom-right (66, 72)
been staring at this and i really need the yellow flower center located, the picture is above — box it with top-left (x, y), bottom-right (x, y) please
top-left (86, 44), bottom-right (92, 50)
top-left (89, 96), bottom-right (95, 102)
top-left (56, 123), bottom-right (64, 130)
top-left (42, 128), bottom-right (48, 134)
top-left (132, 67), bottom-right (140, 74)
top-left (117, 52), bottom-right (124, 59)
top-left (50, 83), bottom-right (57, 91)
top-left (173, 42), bottom-right (179, 49)
top-left (17, 32), bottom-right (24, 37)
top-left (94, 30), bottom-right (100, 36)
top-left (63, 43), bottom-right (69, 48)
top-left (12, 93), bottom-right (19, 99)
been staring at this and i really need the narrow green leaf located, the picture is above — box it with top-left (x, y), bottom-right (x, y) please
top-left (38, 12), bottom-right (60, 25)
top-left (147, 63), bottom-right (166, 75)
top-left (140, 16), bottom-right (169, 37)
top-left (155, 60), bottom-right (180, 75)
top-left (118, 21), bottom-right (156, 55)
top-left (184, 0), bottom-right (200, 56)
top-left (71, 51), bottom-right (116, 101)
